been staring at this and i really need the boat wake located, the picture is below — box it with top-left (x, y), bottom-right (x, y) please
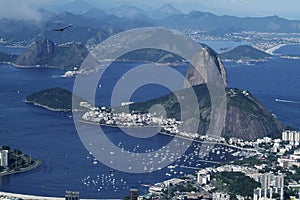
top-left (51, 75), bottom-right (66, 78)
top-left (275, 99), bottom-right (300, 104)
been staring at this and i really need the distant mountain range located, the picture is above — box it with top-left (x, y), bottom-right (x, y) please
top-left (54, 1), bottom-right (182, 19)
top-left (5, 38), bottom-right (269, 70)
top-left (157, 11), bottom-right (300, 32)
top-left (0, 34), bottom-right (284, 141)
top-left (0, 38), bottom-right (185, 69)
top-left (1, 1), bottom-right (300, 46)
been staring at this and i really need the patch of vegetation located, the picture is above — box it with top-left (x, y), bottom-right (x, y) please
top-left (285, 166), bottom-right (300, 183)
top-left (0, 146), bottom-right (39, 173)
top-left (227, 88), bottom-right (268, 117)
top-left (114, 84), bottom-right (280, 138)
top-left (223, 156), bottom-right (267, 167)
top-left (115, 84), bottom-right (210, 121)
top-left (49, 43), bottom-right (88, 70)
top-left (169, 183), bottom-right (198, 197)
top-left (219, 45), bottom-right (271, 61)
top-left (213, 171), bottom-right (261, 199)
top-left (117, 48), bottom-right (185, 63)
top-left (26, 87), bottom-right (86, 111)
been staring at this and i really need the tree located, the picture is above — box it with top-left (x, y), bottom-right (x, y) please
top-left (14, 149), bottom-right (22, 155)
top-left (272, 193), bottom-right (280, 199)
top-left (1, 146), bottom-right (10, 150)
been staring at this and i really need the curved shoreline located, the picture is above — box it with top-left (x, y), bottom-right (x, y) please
top-left (0, 160), bottom-right (41, 177)
top-left (78, 119), bottom-right (258, 152)
top-left (0, 192), bottom-right (64, 200)
top-left (24, 100), bottom-right (71, 112)
top-left (78, 119), bottom-right (161, 129)
top-left (0, 191), bottom-right (121, 200)
top-left (8, 61), bottom-right (65, 70)
top-left (265, 44), bottom-right (287, 54)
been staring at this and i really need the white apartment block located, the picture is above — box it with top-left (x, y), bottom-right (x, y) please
top-left (282, 130), bottom-right (300, 143)
top-left (0, 150), bottom-right (9, 167)
top-left (252, 173), bottom-right (284, 200)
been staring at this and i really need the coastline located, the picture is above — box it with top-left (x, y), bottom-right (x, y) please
top-left (0, 192), bottom-right (64, 200)
top-left (0, 160), bottom-right (41, 177)
top-left (78, 119), bottom-right (161, 129)
top-left (1, 60), bottom-right (184, 70)
top-left (0, 191), bottom-right (121, 200)
top-left (265, 44), bottom-right (287, 54)
top-left (10, 62), bottom-right (65, 69)
top-left (0, 61), bottom-right (67, 70)
top-left (78, 119), bottom-right (258, 152)
top-left (24, 100), bottom-right (71, 112)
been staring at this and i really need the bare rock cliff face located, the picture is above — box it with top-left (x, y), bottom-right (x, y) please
top-left (184, 45), bottom-right (227, 87)
top-left (15, 38), bottom-right (55, 66)
top-left (183, 44), bottom-right (282, 140)
top-left (14, 38), bottom-right (88, 70)
top-left (225, 95), bottom-right (282, 140)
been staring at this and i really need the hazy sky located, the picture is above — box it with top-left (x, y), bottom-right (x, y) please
top-left (0, 0), bottom-right (300, 21)
top-left (90, 0), bottom-right (300, 19)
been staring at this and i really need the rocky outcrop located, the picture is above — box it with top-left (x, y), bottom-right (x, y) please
top-left (125, 85), bottom-right (282, 140)
top-left (15, 38), bottom-right (55, 66)
top-left (224, 89), bottom-right (282, 140)
top-left (225, 105), bottom-right (280, 140)
top-left (122, 42), bottom-right (282, 140)
top-left (14, 38), bottom-right (89, 70)
top-left (184, 44), bottom-right (227, 87)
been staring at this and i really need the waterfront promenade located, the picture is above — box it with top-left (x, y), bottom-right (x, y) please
top-left (0, 191), bottom-right (121, 200)
top-left (0, 160), bottom-right (41, 177)
top-left (0, 191), bottom-right (64, 200)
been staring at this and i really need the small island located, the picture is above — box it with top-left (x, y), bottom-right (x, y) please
top-left (0, 146), bottom-right (41, 176)
top-left (219, 45), bottom-right (272, 62)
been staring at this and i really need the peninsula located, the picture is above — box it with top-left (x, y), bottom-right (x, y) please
top-left (26, 84), bottom-right (282, 141)
top-left (0, 146), bottom-right (41, 177)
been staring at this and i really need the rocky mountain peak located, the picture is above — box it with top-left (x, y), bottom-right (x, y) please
top-left (184, 45), bottom-right (227, 88)
top-left (15, 38), bottom-right (55, 66)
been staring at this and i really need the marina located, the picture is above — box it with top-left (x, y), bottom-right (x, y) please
top-left (0, 44), bottom-right (299, 198)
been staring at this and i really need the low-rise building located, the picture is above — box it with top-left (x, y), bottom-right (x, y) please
top-left (197, 171), bottom-right (211, 185)
top-left (130, 189), bottom-right (138, 200)
top-left (65, 191), bottom-right (79, 200)
top-left (212, 192), bottom-right (230, 200)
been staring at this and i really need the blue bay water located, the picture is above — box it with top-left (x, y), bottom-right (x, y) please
top-left (225, 47), bottom-right (300, 129)
top-left (0, 45), bottom-right (26, 55)
top-left (199, 40), bottom-right (250, 53)
top-left (0, 44), bottom-right (299, 198)
top-left (274, 44), bottom-right (300, 56)
top-left (0, 62), bottom-right (216, 198)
